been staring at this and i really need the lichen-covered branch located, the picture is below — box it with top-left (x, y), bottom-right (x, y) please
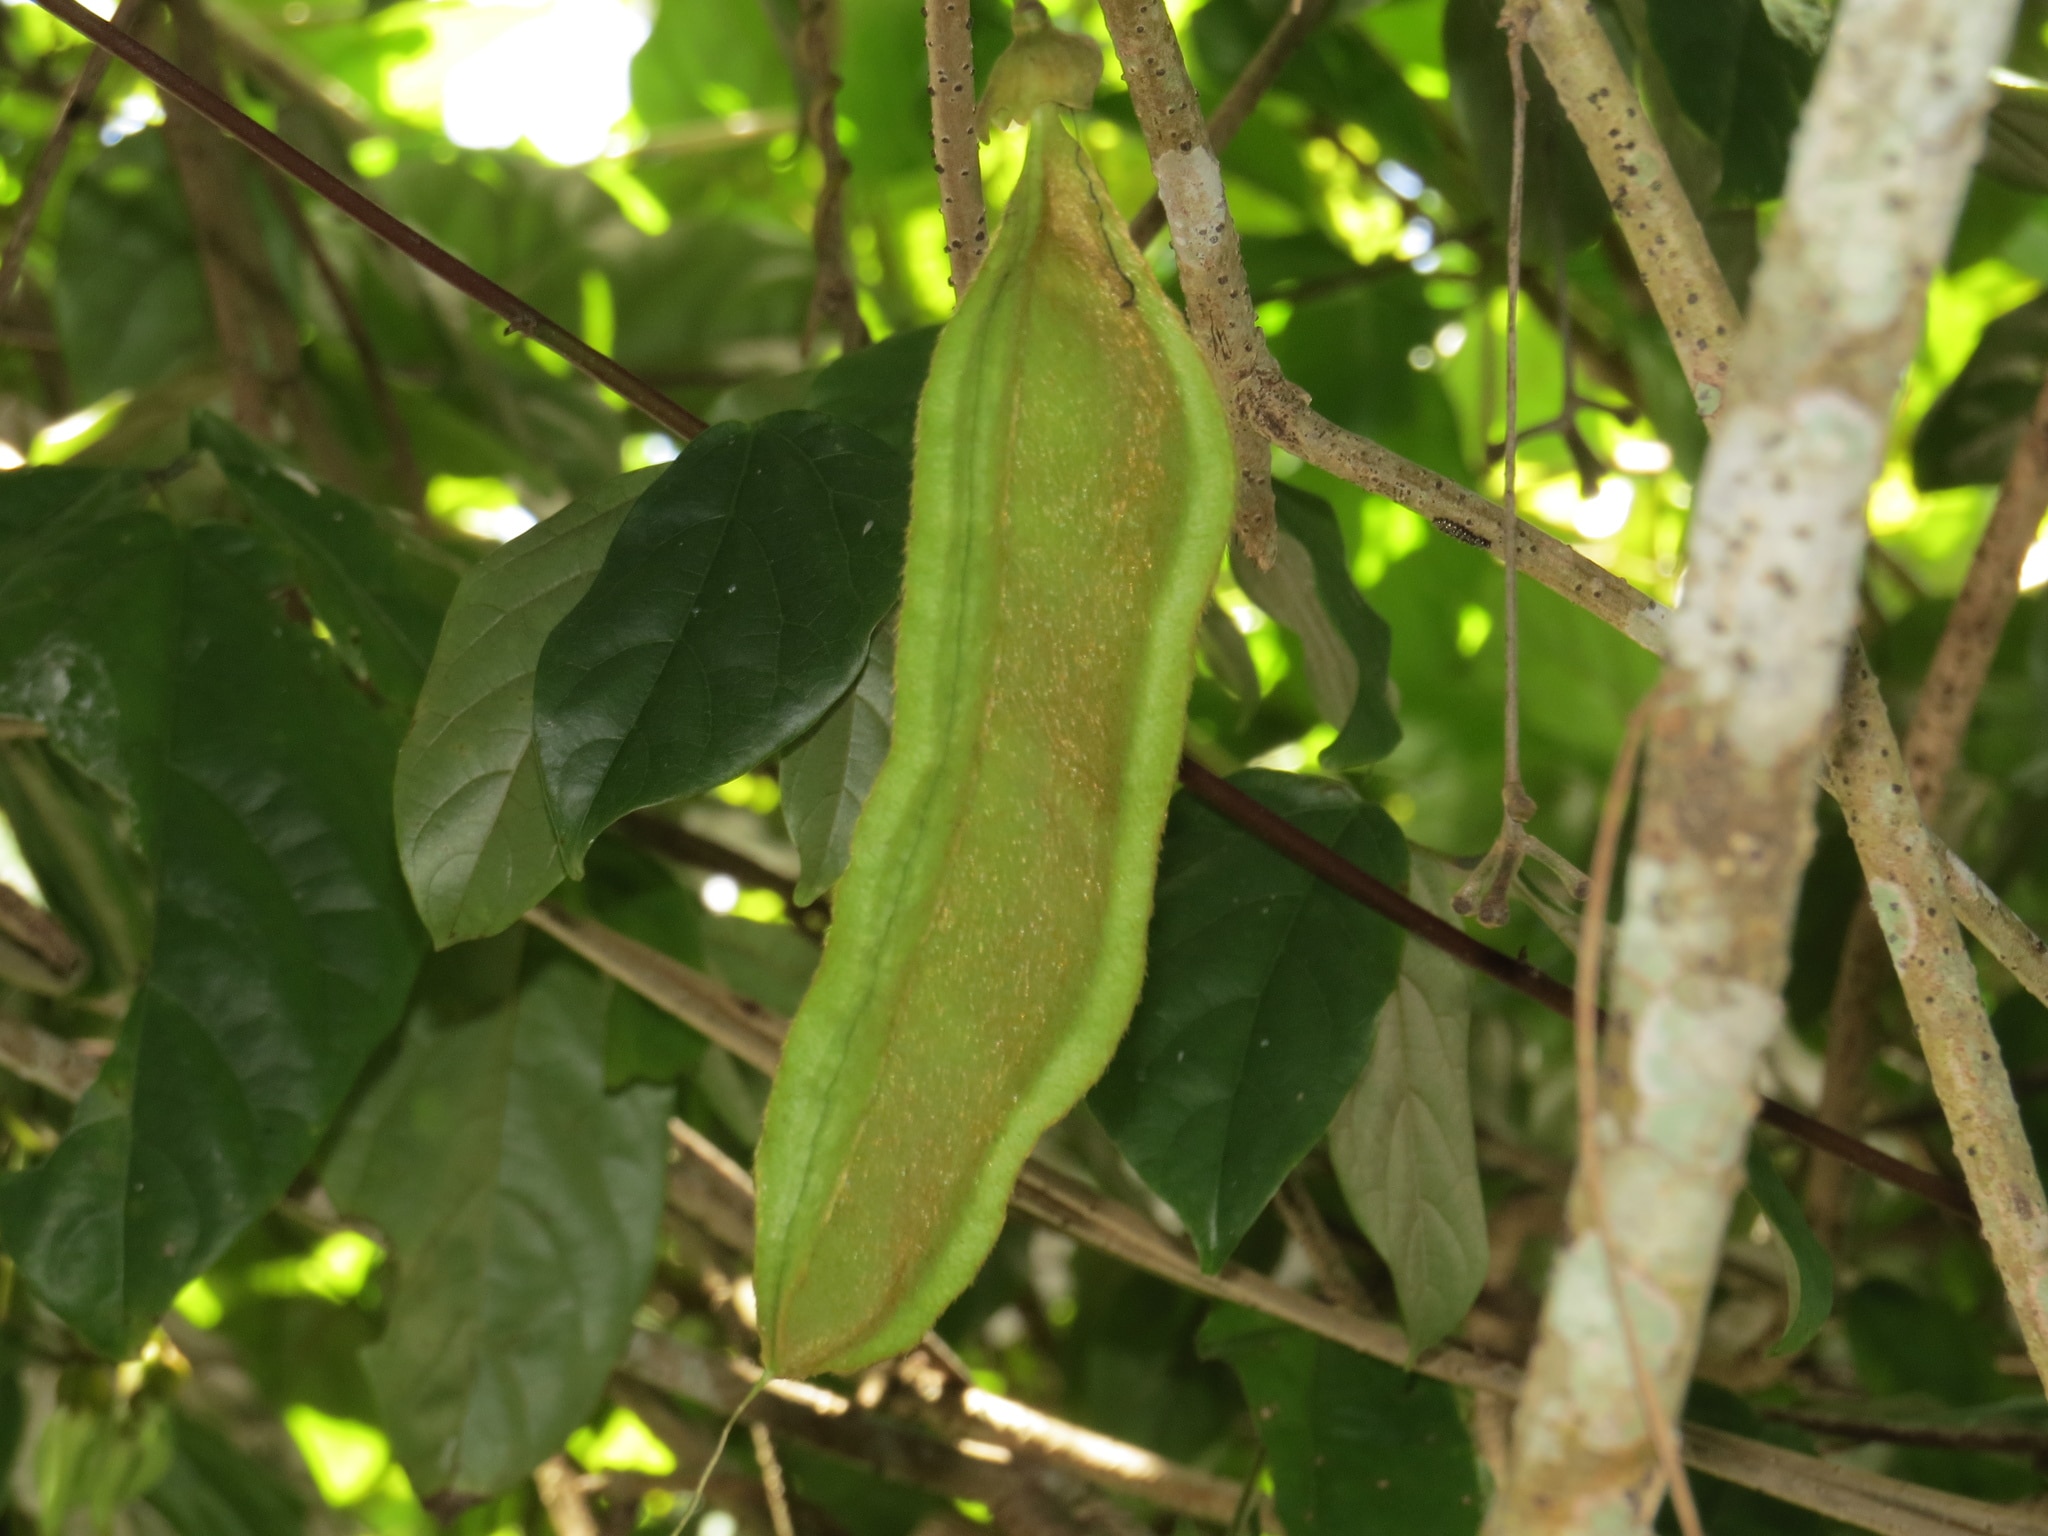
top-left (1520, 0), bottom-right (1741, 421)
top-left (1492, 3), bottom-right (2022, 1529)
top-left (1946, 848), bottom-right (2048, 1013)
top-left (1810, 376), bottom-right (2048, 1237)
top-left (1126, 0), bottom-right (1333, 250)
top-left (1095, 0), bottom-right (1280, 564)
top-left (923, 0), bottom-right (986, 293)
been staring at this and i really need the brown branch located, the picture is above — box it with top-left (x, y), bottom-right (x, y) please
top-left (534, 1455), bottom-right (600, 1536)
top-left (795, 0), bottom-right (868, 354)
top-left (544, 900), bottom-right (2036, 1535)
top-left (0, 1014), bottom-right (104, 1102)
top-left (1271, 1174), bottom-right (1373, 1313)
top-left (1811, 371), bottom-right (2048, 1238)
top-left (620, 1335), bottom-right (1100, 1536)
top-left (923, 0), bottom-right (986, 294)
top-left (0, 0), bottom-right (151, 315)
top-left (0, 883), bottom-right (83, 993)
top-left (25, 0), bottom-right (708, 442)
top-left (1759, 1407), bottom-right (2048, 1458)
top-left (1126, 0), bottom-right (1334, 250)
top-left (1173, 756), bottom-right (1974, 1217)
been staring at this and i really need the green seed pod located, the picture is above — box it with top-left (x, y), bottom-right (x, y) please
top-left (752, 102), bottom-right (1236, 1380)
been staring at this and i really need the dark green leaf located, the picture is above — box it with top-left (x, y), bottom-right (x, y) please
top-left (1644, 0), bottom-right (1816, 204)
top-left (1841, 1279), bottom-right (2006, 1407)
top-left (54, 135), bottom-right (214, 402)
top-left (394, 468), bottom-right (662, 947)
top-left (1231, 485), bottom-right (1400, 768)
top-left (533, 412), bottom-right (909, 869)
top-left (1444, 0), bottom-right (1612, 252)
top-left (324, 937), bottom-right (670, 1498)
top-left (0, 505), bottom-right (421, 1356)
top-left (1199, 1304), bottom-right (1482, 1535)
top-left (576, 839), bottom-right (708, 1090)
top-left (195, 413), bottom-right (463, 711)
top-left (1914, 294), bottom-right (2048, 490)
top-left (1746, 1135), bottom-right (1834, 1357)
top-left (1091, 770), bottom-right (1407, 1269)
top-left (1329, 860), bottom-right (1485, 1355)
top-left (805, 327), bottom-right (942, 458)
top-left (780, 625), bottom-right (894, 908)
top-left (145, 1412), bottom-right (306, 1536)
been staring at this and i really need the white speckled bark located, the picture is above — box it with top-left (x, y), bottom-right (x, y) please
top-left (1491, 1), bottom-right (2020, 1531)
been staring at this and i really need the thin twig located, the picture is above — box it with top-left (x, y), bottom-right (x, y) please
top-left (1126, 0), bottom-right (1334, 249)
top-left (746, 1423), bottom-right (797, 1536)
top-left (1271, 1174), bottom-right (1373, 1313)
top-left (0, 0), bottom-right (153, 315)
top-left (923, 0), bottom-right (986, 294)
top-left (0, 1015), bottom-right (104, 1102)
top-left (1571, 696), bottom-right (1703, 1536)
top-left (557, 903), bottom-right (2043, 1535)
top-left (795, 0), bottom-right (868, 354)
top-left (25, 0), bottom-right (708, 442)
top-left (534, 1455), bottom-right (600, 1536)
top-left (1171, 757), bottom-right (1972, 1216)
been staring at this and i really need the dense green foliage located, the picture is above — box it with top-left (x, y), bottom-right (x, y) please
top-left (0, 0), bottom-right (2046, 1531)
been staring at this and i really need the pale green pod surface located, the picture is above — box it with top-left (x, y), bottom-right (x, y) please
top-left (753, 107), bottom-right (1236, 1380)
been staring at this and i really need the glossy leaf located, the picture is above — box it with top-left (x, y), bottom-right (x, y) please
top-left (393, 468), bottom-right (662, 947)
top-left (533, 412), bottom-right (909, 871)
top-left (325, 937), bottom-right (670, 1498)
top-left (806, 327), bottom-right (943, 457)
top-left (1913, 293), bottom-right (2048, 490)
top-left (1745, 1136), bottom-right (1834, 1357)
top-left (780, 625), bottom-right (895, 907)
top-left (1092, 770), bottom-right (1406, 1270)
top-left (0, 501), bottom-right (422, 1356)
top-left (1230, 485), bottom-right (1400, 769)
top-left (1199, 1304), bottom-right (1482, 1535)
top-left (1644, 0), bottom-right (1815, 205)
top-left (197, 414), bottom-right (463, 711)
top-left (1329, 860), bottom-right (1485, 1355)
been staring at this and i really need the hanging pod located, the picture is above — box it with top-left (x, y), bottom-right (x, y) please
top-left (751, 83), bottom-right (1238, 1380)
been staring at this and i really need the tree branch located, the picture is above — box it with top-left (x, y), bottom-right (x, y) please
top-left (1812, 371), bottom-right (2048, 1238)
top-left (543, 900), bottom-right (2034, 1535)
top-left (923, 0), bottom-right (986, 293)
top-left (1496, 0), bottom-right (2027, 1525)
top-left (26, 0), bottom-right (709, 442)
top-left (1519, 0), bottom-right (1741, 422)
top-left (1096, 0), bottom-right (1280, 565)
top-left (795, 0), bottom-right (868, 354)
top-left (0, 1014), bottom-right (104, 1102)
top-left (1126, 0), bottom-right (1334, 251)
